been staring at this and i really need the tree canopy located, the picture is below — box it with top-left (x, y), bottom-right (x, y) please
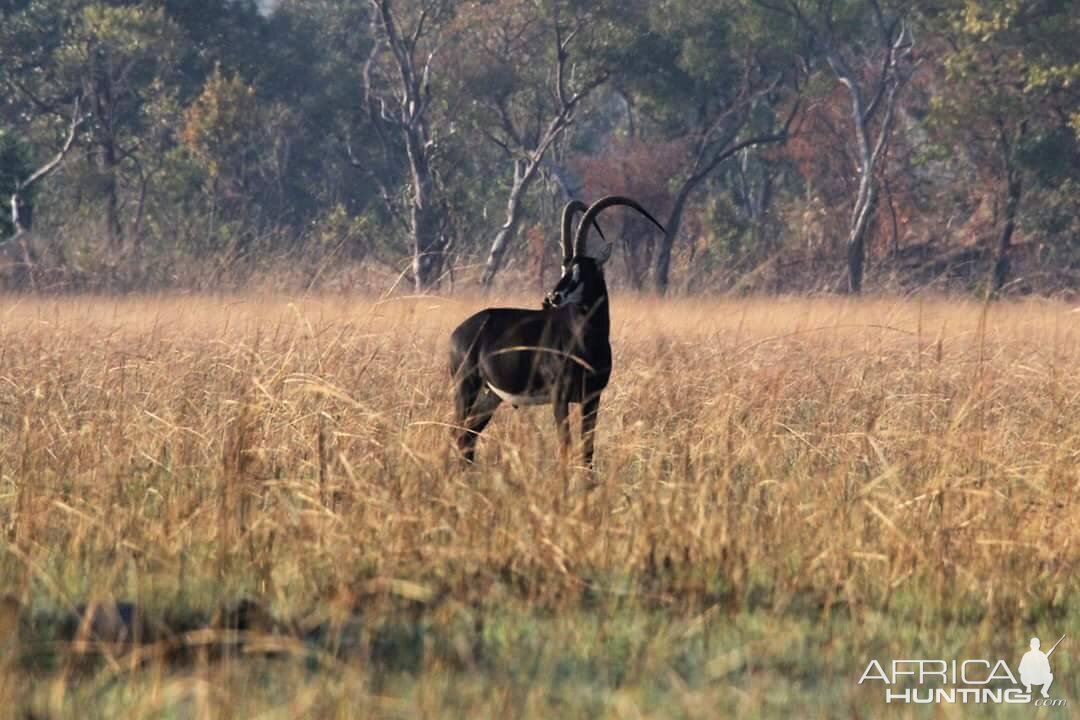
top-left (0, 0), bottom-right (1076, 294)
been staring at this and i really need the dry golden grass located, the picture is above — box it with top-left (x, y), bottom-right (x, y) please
top-left (0, 293), bottom-right (1077, 717)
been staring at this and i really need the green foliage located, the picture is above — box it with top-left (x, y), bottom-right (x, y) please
top-left (182, 66), bottom-right (260, 182)
top-left (919, 0), bottom-right (1080, 273)
top-left (308, 203), bottom-right (371, 259)
top-left (0, 0), bottom-right (1077, 290)
top-left (55, 4), bottom-right (182, 107)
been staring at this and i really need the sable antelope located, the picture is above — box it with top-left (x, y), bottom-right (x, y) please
top-left (449, 195), bottom-right (665, 466)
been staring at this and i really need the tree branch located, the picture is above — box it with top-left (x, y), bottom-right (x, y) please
top-left (16, 97), bottom-right (87, 193)
top-left (345, 136), bottom-right (408, 232)
top-left (3, 76), bottom-right (64, 116)
top-left (9, 97), bottom-right (87, 235)
top-left (689, 97), bottom-right (801, 186)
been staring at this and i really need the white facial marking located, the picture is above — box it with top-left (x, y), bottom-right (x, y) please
top-left (558, 265), bottom-right (584, 304)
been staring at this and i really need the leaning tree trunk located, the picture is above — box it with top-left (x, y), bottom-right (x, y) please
top-left (480, 159), bottom-right (541, 289)
top-left (827, 23), bottom-right (908, 295)
top-left (98, 139), bottom-right (122, 249)
top-left (846, 229), bottom-right (866, 294)
top-left (652, 105), bottom-right (800, 295)
top-left (622, 216), bottom-right (654, 291)
top-left (473, 13), bottom-right (608, 290)
top-left (404, 126), bottom-right (443, 291)
top-left (3, 200), bottom-right (38, 292)
top-left (845, 171), bottom-right (877, 294)
top-left (992, 171), bottom-right (1022, 294)
top-left (4, 98), bottom-right (86, 291)
top-left (654, 182), bottom-right (694, 295)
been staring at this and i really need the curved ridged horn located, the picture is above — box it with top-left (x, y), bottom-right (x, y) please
top-left (561, 200), bottom-right (588, 265)
top-left (561, 200), bottom-right (606, 267)
top-left (574, 195), bottom-right (665, 258)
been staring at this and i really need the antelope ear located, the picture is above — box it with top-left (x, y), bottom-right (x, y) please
top-left (594, 243), bottom-right (613, 266)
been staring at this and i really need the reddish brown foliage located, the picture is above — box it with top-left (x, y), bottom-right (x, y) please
top-left (574, 138), bottom-right (686, 287)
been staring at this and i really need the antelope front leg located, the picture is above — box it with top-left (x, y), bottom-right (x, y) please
top-left (581, 393), bottom-right (600, 468)
top-left (553, 397), bottom-right (573, 499)
top-left (553, 398), bottom-right (571, 466)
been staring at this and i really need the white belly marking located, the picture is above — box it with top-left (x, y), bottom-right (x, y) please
top-left (487, 384), bottom-right (548, 406)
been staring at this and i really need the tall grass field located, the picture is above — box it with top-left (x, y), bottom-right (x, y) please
top-left (0, 294), bottom-right (1076, 717)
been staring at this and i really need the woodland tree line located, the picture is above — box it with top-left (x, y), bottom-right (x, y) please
top-left (1, 0), bottom-right (1077, 295)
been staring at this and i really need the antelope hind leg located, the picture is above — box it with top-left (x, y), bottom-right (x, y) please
top-left (581, 393), bottom-right (600, 469)
top-left (553, 398), bottom-right (571, 465)
top-left (455, 376), bottom-right (501, 463)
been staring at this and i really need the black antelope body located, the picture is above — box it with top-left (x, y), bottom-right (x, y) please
top-left (449, 196), bottom-right (665, 466)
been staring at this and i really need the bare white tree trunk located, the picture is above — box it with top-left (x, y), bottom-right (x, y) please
top-left (823, 4), bottom-right (911, 294)
top-left (360, 0), bottom-right (451, 292)
top-left (756, 0), bottom-right (913, 294)
top-left (3, 98), bottom-right (86, 290)
top-left (478, 19), bottom-right (607, 290)
top-left (480, 159), bottom-right (539, 288)
top-left (8, 97), bottom-right (86, 236)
